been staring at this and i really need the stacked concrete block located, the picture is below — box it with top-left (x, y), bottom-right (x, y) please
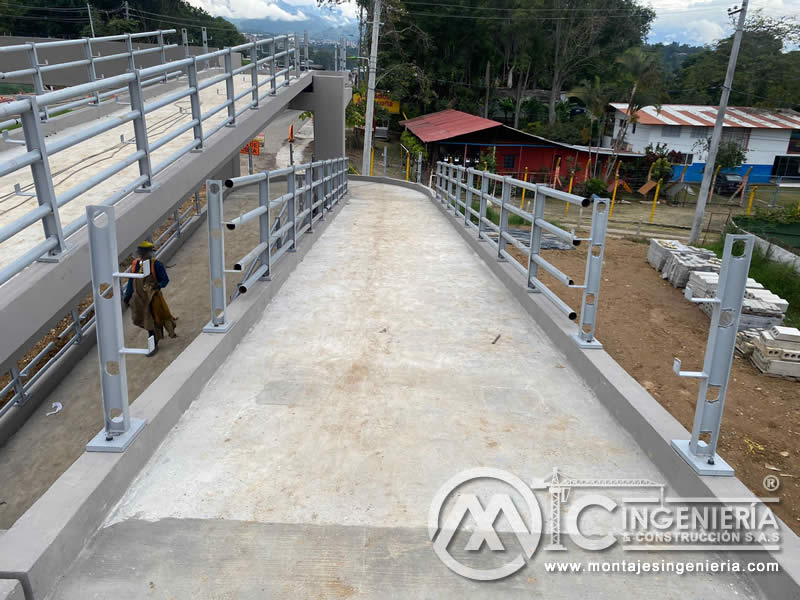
top-left (686, 271), bottom-right (786, 330)
top-left (661, 251), bottom-right (721, 288)
top-left (648, 239), bottom-right (689, 270)
top-left (747, 326), bottom-right (800, 378)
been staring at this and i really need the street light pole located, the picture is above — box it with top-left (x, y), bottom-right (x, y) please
top-left (361, 0), bottom-right (382, 177)
top-left (87, 2), bottom-right (95, 36)
top-left (688, 0), bottom-right (749, 244)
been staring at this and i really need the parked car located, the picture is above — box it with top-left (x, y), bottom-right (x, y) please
top-left (715, 173), bottom-right (743, 194)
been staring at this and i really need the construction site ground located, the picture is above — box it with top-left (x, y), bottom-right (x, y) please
top-left (0, 111), bottom-right (313, 529)
top-left (507, 238), bottom-right (800, 535)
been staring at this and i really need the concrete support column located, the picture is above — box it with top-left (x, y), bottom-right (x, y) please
top-left (288, 73), bottom-right (346, 160)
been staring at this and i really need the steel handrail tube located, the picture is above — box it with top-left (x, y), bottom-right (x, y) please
top-left (531, 254), bottom-right (574, 286)
top-left (152, 138), bottom-right (201, 175)
top-left (144, 86), bottom-right (197, 113)
top-left (533, 217), bottom-right (580, 246)
top-left (536, 185), bottom-right (590, 207)
top-left (233, 242), bottom-right (269, 271)
top-left (0, 237), bottom-right (58, 287)
top-left (148, 119), bottom-right (199, 152)
top-left (0, 205), bottom-right (52, 244)
top-left (46, 110), bottom-right (139, 155)
top-left (61, 175), bottom-right (148, 238)
top-left (529, 276), bottom-right (577, 320)
top-left (226, 205), bottom-right (267, 230)
top-left (37, 73), bottom-right (134, 107)
top-left (0, 149), bottom-right (40, 178)
top-left (56, 150), bottom-right (145, 208)
top-left (225, 172), bottom-right (267, 189)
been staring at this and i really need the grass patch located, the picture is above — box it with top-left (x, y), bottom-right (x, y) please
top-left (470, 200), bottom-right (527, 226)
top-left (704, 237), bottom-right (800, 328)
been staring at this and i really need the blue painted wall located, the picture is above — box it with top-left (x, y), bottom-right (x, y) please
top-left (672, 163), bottom-right (773, 183)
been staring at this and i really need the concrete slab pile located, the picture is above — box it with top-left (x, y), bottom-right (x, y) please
top-left (737, 326), bottom-right (800, 378)
top-left (687, 271), bottom-right (787, 330)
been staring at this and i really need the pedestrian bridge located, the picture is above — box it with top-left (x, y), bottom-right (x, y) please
top-left (0, 178), bottom-right (795, 600)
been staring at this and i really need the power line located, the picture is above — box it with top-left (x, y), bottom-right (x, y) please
top-left (0, 2), bottom-right (89, 11)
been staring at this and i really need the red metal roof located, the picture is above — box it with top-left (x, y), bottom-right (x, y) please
top-left (399, 109), bottom-right (501, 143)
top-left (610, 103), bottom-right (800, 129)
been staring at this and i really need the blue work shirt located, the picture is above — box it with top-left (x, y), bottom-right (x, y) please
top-left (123, 259), bottom-right (169, 303)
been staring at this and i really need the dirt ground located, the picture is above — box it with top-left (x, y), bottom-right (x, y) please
top-left (508, 238), bottom-right (800, 534)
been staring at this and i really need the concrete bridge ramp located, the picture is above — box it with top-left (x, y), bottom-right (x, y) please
top-left (24, 181), bottom-right (774, 599)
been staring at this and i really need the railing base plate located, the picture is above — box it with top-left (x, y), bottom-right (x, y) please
top-left (203, 320), bottom-right (234, 334)
top-left (86, 417), bottom-right (145, 453)
top-left (671, 439), bottom-right (734, 477)
top-left (570, 333), bottom-right (602, 350)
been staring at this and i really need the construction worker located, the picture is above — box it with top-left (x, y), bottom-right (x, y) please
top-left (123, 241), bottom-right (177, 356)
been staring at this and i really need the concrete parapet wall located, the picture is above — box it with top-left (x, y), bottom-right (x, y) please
top-left (0, 193), bottom-right (347, 600)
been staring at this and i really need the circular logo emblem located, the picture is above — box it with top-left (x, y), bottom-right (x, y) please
top-left (428, 467), bottom-right (542, 581)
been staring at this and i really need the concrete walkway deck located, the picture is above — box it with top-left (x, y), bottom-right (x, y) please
top-left (46, 182), bottom-right (762, 599)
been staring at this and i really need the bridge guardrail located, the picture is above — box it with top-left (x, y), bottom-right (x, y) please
top-left (0, 31), bottom-right (306, 288)
top-left (434, 160), bottom-right (610, 349)
top-left (204, 157), bottom-right (349, 332)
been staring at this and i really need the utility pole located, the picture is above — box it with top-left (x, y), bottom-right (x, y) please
top-left (361, 0), bottom-right (382, 177)
top-left (357, 5), bottom-right (364, 87)
top-left (124, 0), bottom-right (130, 20)
top-left (689, 0), bottom-right (748, 244)
top-left (87, 2), bottom-right (95, 36)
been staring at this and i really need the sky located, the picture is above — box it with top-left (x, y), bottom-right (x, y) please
top-left (187, 0), bottom-right (798, 47)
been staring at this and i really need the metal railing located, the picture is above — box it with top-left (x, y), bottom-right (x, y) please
top-left (433, 161), bottom-right (610, 349)
top-left (203, 157), bottom-right (349, 332)
top-left (0, 190), bottom-right (203, 419)
top-left (0, 31), bottom-right (305, 288)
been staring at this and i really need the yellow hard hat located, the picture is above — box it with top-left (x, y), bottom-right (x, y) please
top-left (138, 240), bottom-right (154, 249)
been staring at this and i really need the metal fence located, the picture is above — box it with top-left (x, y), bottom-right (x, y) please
top-left (204, 157), bottom-right (349, 332)
top-left (0, 31), bottom-right (307, 288)
top-left (0, 189), bottom-right (203, 418)
top-left (434, 161), bottom-right (610, 349)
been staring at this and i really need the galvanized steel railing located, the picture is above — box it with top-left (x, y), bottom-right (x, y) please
top-left (0, 31), bottom-right (308, 288)
top-left (203, 157), bottom-right (349, 332)
top-left (434, 161), bottom-right (610, 349)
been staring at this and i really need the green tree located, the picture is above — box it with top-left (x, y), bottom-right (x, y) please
top-left (570, 76), bottom-right (612, 175)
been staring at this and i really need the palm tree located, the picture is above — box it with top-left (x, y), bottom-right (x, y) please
top-left (570, 76), bottom-right (611, 177)
top-left (605, 48), bottom-right (658, 179)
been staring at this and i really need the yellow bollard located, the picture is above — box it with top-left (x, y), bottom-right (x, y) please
top-left (406, 152), bottom-right (410, 182)
top-left (649, 178), bottom-right (663, 223)
top-left (565, 173), bottom-right (574, 215)
top-left (610, 178), bottom-right (620, 219)
top-left (370, 148), bottom-right (374, 176)
top-left (521, 167), bottom-right (529, 210)
top-left (746, 186), bottom-right (758, 215)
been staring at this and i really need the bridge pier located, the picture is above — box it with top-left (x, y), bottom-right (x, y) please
top-left (288, 73), bottom-right (347, 160)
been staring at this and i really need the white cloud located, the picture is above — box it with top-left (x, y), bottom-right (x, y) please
top-left (185, 0), bottom-right (308, 20)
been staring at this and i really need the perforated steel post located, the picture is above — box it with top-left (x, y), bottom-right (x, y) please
top-left (259, 177), bottom-right (271, 279)
top-left (224, 49), bottom-right (236, 126)
top-left (186, 58), bottom-right (204, 149)
top-left (497, 177), bottom-right (511, 259)
top-left (127, 70), bottom-right (155, 191)
top-left (672, 234), bottom-right (755, 476)
top-left (203, 180), bottom-right (232, 333)
top-left (383, 146), bottom-right (387, 176)
top-left (477, 170), bottom-right (489, 240)
top-left (181, 28), bottom-right (189, 59)
top-left (294, 33), bottom-right (300, 76)
top-left (157, 31), bottom-right (167, 82)
top-left (464, 168), bottom-right (474, 227)
top-left (85, 205), bottom-right (151, 452)
top-left (305, 165), bottom-right (314, 233)
top-left (270, 38), bottom-right (277, 95)
top-left (417, 152), bottom-right (422, 183)
top-left (572, 195), bottom-right (609, 349)
top-left (27, 43), bottom-right (48, 120)
top-left (526, 186), bottom-right (544, 286)
top-left (83, 39), bottom-right (101, 105)
top-left (287, 165), bottom-right (297, 250)
top-left (250, 43), bottom-right (259, 109)
top-left (201, 27), bottom-right (208, 69)
top-left (304, 31), bottom-right (309, 69)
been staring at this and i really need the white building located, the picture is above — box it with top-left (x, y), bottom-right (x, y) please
top-left (604, 103), bottom-right (800, 183)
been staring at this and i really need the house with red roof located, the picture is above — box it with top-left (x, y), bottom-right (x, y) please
top-left (606, 103), bottom-right (800, 183)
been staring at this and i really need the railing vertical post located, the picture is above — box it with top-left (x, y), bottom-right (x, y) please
top-left (294, 33), bottom-right (300, 76)
top-left (417, 152), bottom-right (422, 183)
top-left (527, 187), bottom-right (544, 288)
top-left (124, 34), bottom-right (135, 71)
top-left (270, 38), bottom-right (277, 95)
top-left (181, 28), bottom-right (189, 59)
top-left (186, 58), bottom-right (204, 149)
top-left (174, 208), bottom-right (182, 239)
top-left (477, 170), bottom-right (488, 240)
top-left (203, 180), bottom-right (232, 333)
top-left (83, 39), bottom-right (101, 105)
top-left (21, 97), bottom-right (67, 258)
top-left (259, 177), bottom-right (271, 279)
top-left (201, 27), bottom-right (209, 70)
top-left (465, 169), bottom-right (474, 227)
top-left (453, 166), bottom-right (462, 216)
top-left (26, 43), bottom-right (48, 120)
top-left (249, 42), bottom-right (259, 109)
top-left (127, 70), bottom-right (155, 190)
top-left (224, 49), bottom-right (236, 127)
top-left (9, 367), bottom-right (26, 406)
top-left (315, 162), bottom-right (324, 221)
top-left (573, 195), bottom-right (609, 349)
top-left (446, 163), bottom-right (453, 209)
top-left (304, 31), bottom-right (309, 70)
top-left (345, 157), bottom-right (349, 194)
top-left (194, 190), bottom-right (200, 215)
top-left (383, 146), bottom-right (387, 177)
top-left (305, 164), bottom-right (314, 233)
top-left (671, 234), bottom-right (755, 476)
top-left (497, 176), bottom-right (510, 259)
top-left (157, 31), bottom-right (167, 83)
top-left (85, 204), bottom-right (147, 451)
top-left (284, 37), bottom-right (291, 86)
top-left (288, 165), bottom-right (297, 250)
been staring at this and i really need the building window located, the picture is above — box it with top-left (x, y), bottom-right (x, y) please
top-left (503, 155), bottom-right (515, 170)
top-left (788, 130), bottom-right (800, 154)
top-left (692, 126), bottom-right (709, 139)
top-left (661, 125), bottom-right (682, 138)
top-left (721, 127), bottom-right (750, 150)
